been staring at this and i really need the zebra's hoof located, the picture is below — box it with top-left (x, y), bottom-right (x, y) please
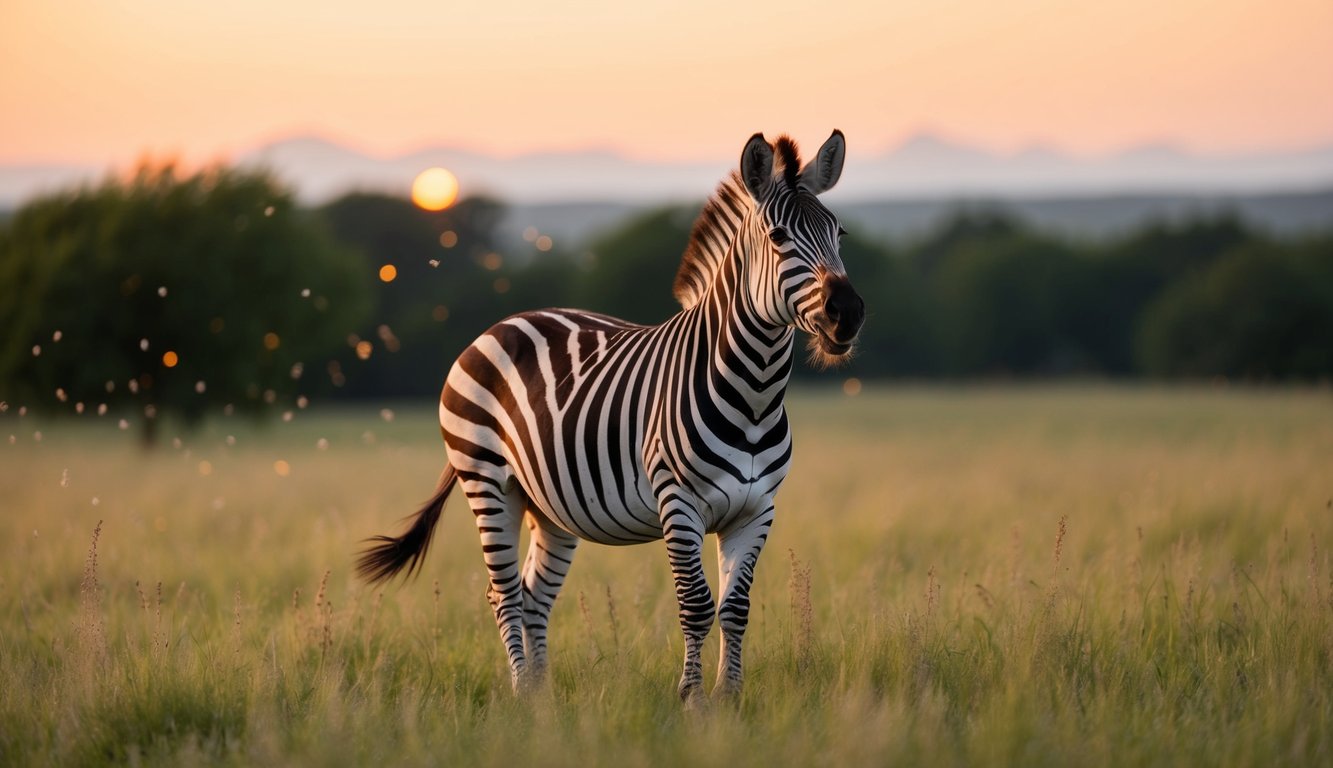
top-left (711, 679), bottom-right (742, 702)
top-left (678, 679), bottom-right (705, 705)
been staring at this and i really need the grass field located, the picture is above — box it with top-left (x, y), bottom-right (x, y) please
top-left (1, 386), bottom-right (1330, 766)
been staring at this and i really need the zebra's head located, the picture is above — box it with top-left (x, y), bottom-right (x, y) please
top-left (739, 130), bottom-right (865, 367)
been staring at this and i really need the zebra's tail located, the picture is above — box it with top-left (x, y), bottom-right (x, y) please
top-left (355, 464), bottom-right (457, 585)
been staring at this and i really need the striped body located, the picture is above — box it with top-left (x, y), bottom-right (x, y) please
top-left (358, 131), bottom-right (864, 700)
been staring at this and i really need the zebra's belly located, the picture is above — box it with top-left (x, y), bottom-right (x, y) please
top-left (522, 462), bottom-right (664, 545)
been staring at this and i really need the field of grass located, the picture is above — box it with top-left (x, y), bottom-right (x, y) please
top-left (1, 386), bottom-right (1330, 766)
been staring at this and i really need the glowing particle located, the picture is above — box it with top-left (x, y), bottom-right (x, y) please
top-left (198, 460), bottom-right (212, 476)
top-left (55, 388), bottom-right (67, 402)
top-left (33, 431), bottom-right (42, 442)
top-left (264, 205), bottom-right (275, 217)
top-left (296, 395), bottom-right (309, 409)
top-left (380, 408), bottom-right (395, 422)
top-left (301, 288), bottom-right (311, 298)
top-left (379, 264), bottom-right (398, 282)
top-left (523, 226), bottom-right (538, 242)
top-left (32, 345), bottom-right (41, 357)
top-left (282, 411), bottom-right (293, 422)
top-left (482, 252), bottom-right (502, 271)
top-left (212, 498), bottom-right (225, 510)
top-left (105, 380), bottom-right (116, 393)
top-left (225, 435), bottom-right (236, 446)
top-left (224, 404), bottom-right (234, 416)
top-left (162, 350), bottom-right (179, 368)
top-left (428, 259), bottom-right (440, 268)
top-left (0, 401), bottom-right (6, 412)
top-left (91, 497), bottom-right (100, 507)
top-left (144, 405), bottom-right (157, 419)
top-left (440, 230), bottom-right (458, 248)
top-left (316, 438), bottom-right (328, 451)
top-left (263, 332), bottom-right (281, 351)
top-left (140, 338), bottom-right (149, 352)
top-left (171, 437), bottom-right (181, 449)
top-left (432, 305), bottom-right (449, 322)
top-left (195, 381), bottom-right (206, 394)
top-left (493, 278), bottom-right (510, 294)
top-left (97, 404), bottom-right (107, 416)
top-left (842, 377), bottom-right (862, 396)
top-left (273, 460), bottom-right (291, 477)
top-left (118, 419), bottom-right (129, 430)
top-left (75, 402), bottom-right (84, 414)
top-left (535, 235), bottom-right (553, 252)
top-left (157, 286), bottom-right (168, 297)
top-left (128, 379), bottom-right (139, 394)
top-left (19, 406), bottom-right (27, 416)
top-left (355, 341), bottom-right (372, 360)
top-left (53, 330), bottom-right (62, 342)
top-left (362, 431), bottom-right (376, 444)
top-left (290, 362), bottom-right (304, 380)
top-left (263, 389), bottom-right (276, 404)
top-left (7, 435), bottom-right (14, 445)
top-left (60, 468), bottom-right (69, 487)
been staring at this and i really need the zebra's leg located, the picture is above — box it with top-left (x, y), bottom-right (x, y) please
top-left (520, 512), bottom-right (579, 681)
top-left (714, 507), bottom-right (774, 697)
top-left (459, 473), bottom-right (529, 692)
top-left (658, 488), bottom-right (714, 701)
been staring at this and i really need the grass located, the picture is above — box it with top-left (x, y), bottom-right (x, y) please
top-left (1, 385), bottom-right (1330, 766)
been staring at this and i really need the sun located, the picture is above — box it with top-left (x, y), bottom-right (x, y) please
top-left (411, 167), bottom-right (459, 211)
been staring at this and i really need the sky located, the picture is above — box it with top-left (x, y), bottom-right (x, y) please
top-left (2, 0), bottom-right (1332, 168)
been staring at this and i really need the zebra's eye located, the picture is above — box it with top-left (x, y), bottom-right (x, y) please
top-left (837, 227), bottom-right (847, 238)
top-left (769, 227), bottom-right (790, 244)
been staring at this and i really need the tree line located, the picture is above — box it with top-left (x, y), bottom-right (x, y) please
top-left (1, 164), bottom-right (1329, 439)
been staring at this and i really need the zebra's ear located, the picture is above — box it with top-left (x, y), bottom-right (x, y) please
top-left (799, 129), bottom-right (846, 195)
top-left (740, 133), bottom-right (775, 201)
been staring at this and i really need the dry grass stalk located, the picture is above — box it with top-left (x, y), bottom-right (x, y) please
top-left (605, 584), bottom-right (620, 654)
top-left (76, 520), bottom-right (107, 668)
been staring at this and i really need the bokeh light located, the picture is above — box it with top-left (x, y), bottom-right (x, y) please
top-left (162, 351), bottom-right (179, 368)
top-left (411, 167), bottom-right (459, 211)
top-left (379, 264), bottom-right (398, 282)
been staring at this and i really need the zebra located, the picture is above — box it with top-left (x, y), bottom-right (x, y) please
top-left (357, 130), bottom-right (865, 700)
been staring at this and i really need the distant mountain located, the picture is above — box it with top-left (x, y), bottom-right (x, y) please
top-left (2, 132), bottom-right (1332, 209)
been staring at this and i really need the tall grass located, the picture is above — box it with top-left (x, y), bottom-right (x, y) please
top-left (1, 386), bottom-right (1330, 766)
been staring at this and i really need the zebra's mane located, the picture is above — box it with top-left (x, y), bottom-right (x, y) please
top-left (672, 136), bottom-right (801, 310)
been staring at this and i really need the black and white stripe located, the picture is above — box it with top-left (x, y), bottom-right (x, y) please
top-left (358, 131), bottom-right (865, 700)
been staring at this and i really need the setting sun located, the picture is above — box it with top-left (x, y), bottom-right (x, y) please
top-left (411, 167), bottom-right (459, 211)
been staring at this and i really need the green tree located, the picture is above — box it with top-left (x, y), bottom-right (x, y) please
top-left (1137, 238), bottom-right (1333, 379)
top-left (316, 193), bottom-right (580, 398)
top-left (577, 206), bottom-right (696, 324)
top-left (0, 163), bottom-right (370, 444)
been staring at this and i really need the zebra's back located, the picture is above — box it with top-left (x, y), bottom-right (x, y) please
top-left (439, 308), bottom-right (671, 544)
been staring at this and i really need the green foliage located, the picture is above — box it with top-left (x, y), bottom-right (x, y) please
top-left (1137, 238), bottom-right (1333, 378)
top-left (0, 164), bottom-right (369, 440)
top-left (577, 206), bottom-right (696, 324)
top-left (315, 193), bottom-right (581, 398)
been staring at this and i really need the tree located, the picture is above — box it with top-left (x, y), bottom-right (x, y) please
top-left (577, 206), bottom-right (697, 325)
top-left (0, 163), bottom-right (370, 444)
top-left (1137, 239), bottom-right (1333, 379)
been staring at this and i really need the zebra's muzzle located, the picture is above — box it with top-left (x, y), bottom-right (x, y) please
top-left (817, 275), bottom-right (865, 354)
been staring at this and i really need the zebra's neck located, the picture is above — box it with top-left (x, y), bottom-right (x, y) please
top-left (692, 222), bottom-right (794, 422)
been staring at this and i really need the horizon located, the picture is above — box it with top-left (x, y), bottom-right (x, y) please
top-left (4, 0), bottom-right (1332, 171)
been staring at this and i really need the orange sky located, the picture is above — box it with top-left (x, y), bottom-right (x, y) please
top-left (2, 0), bottom-right (1331, 166)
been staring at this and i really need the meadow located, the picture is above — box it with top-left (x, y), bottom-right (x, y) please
top-left (1, 386), bottom-right (1330, 766)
